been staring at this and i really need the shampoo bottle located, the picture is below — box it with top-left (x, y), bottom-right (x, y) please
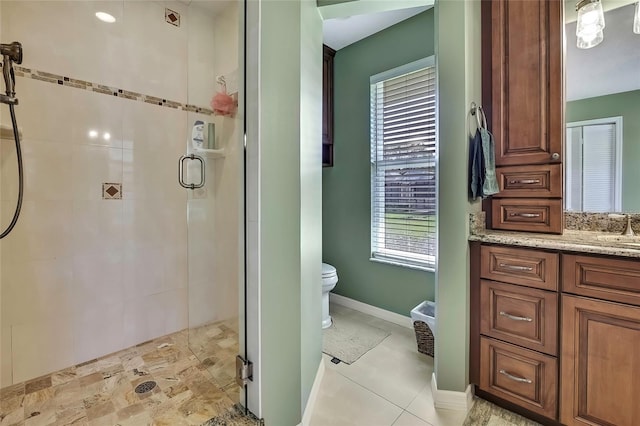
top-left (191, 120), bottom-right (204, 149)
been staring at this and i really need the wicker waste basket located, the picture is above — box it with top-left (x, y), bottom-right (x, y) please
top-left (410, 301), bottom-right (435, 357)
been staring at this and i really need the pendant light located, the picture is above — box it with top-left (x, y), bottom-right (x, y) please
top-left (634, 2), bottom-right (640, 34)
top-left (577, 29), bottom-right (604, 49)
top-left (576, 0), bottom-right (605, 49)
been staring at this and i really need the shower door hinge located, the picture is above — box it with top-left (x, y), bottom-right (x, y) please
top-left (236, 355), bottom-right (253, 386)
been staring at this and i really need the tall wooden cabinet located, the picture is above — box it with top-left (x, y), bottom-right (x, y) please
top-left (322, 44), bottom-right (335, 167)
top-left (482, 0), bottom-right (563, 233)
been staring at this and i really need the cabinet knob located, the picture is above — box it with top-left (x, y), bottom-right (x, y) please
top-left (551, 152), bottom-right (560, 160)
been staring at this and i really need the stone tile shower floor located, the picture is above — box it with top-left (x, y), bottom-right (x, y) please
top-left (0, 319), bottom-right (258, 426)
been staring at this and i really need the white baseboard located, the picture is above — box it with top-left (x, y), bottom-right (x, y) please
top-left (300, 358), bottom-right (325, 426)
top-left (431, 372), bottom-right (474, 412)
top-left (329, 293), bottom-right (414, 329)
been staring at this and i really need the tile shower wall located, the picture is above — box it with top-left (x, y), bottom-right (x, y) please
top-left (0, 1), bottom-right (241, 386)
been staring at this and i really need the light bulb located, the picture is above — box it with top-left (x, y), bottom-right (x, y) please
top-left (95, 12), bottom-right (116, 23)
top-left (576, 0), bottom-right (605, 37)
top-left (577, 29), bottom-right (603, 49)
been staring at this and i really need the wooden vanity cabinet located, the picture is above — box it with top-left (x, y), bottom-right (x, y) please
top-left (471, 243), bottom-right (560, 422)
top-left (472, 243), bottom-right (640, 426)
top-left (481, 0), bottom-right (563, 233)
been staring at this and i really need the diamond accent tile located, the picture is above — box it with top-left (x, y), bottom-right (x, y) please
top-left (102, 183), bottom-right (122, 200)
top-left (165, 8), bottom-right (180, 27)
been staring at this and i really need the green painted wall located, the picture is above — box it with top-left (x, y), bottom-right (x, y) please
top-left (566, 90), bottom-right (640, 212)
top-left (433, 0), bottom-right (481, 393)
top-left (254, 0), bottom-right (322, 423)
top-left (299, 0), bottom-right (324, 415)
top-left (322, 10), bottom-right (436, 316)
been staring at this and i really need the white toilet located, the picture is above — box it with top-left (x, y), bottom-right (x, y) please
top-left (321, 263), bottom-right (338, 329)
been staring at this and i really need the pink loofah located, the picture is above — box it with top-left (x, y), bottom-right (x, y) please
top-left (211, 91), bottom-right (236, 117)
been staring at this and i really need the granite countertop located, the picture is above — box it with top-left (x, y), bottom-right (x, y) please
top-left (469, 229), bottom-right (640, 258)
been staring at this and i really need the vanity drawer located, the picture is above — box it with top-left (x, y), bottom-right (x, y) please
top-left (563, 254), bottom-right (640, 307)
top-left (481, 245), bottom-right (558, 291)
top-left (480, 337), bottom-right (557, 420)
top-left (496, 164), bottom-right (562, 198)
top-left (480, 280), bottom-right (557, 355)
top-left (491, 198), bottom-right (563, 234)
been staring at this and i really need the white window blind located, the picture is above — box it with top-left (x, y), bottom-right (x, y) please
top-left (565, 117), bottom-right (622, 212)
top-left (370, 57), bottom-right (436, 269)
top-left (582, 124), bottom-right (616, 212)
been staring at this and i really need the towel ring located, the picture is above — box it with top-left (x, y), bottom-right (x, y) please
top-left (469, 102), bottom-right (488, 130)
top-left (477, 105), bottom-right (487, 130)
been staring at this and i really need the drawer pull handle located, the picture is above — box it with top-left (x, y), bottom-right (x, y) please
top-left (498, 263), bottom-right (533, 272)
top-left (509, 179), bottom-right (540, 185)
top-left (499, 369), bottom-right (532, 384)
top-left (509, 212), bottom-right (541, 218)
top-left (499, 311), bottom-right (533, 322)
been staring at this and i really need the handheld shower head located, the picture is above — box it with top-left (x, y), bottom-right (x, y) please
top-left (1, 41), bottom-right (22, 104)
top-left (0, 42), bottom-right (22, 64)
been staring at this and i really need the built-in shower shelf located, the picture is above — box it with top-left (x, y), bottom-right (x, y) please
top-left (194, 147), bottom-right (225, 159)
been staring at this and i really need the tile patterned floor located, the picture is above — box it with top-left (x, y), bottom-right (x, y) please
top-left (0, 318), bottom-right (257, 426)
top-left (309, 305), bottom-right (468, 426)
top-left (188, 319), bottom-right (240, 405)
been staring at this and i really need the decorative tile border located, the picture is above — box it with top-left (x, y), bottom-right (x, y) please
top-left (1, 63), bottom-right (214, 115)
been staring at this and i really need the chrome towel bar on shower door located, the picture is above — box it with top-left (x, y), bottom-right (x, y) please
top-left (178, 154), bottom-right (205, 189)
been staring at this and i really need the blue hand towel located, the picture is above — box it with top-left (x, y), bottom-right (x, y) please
top-left (469, 129), bottom-right (485, 200)
top-left (480, 127), bottom-right (499, 197)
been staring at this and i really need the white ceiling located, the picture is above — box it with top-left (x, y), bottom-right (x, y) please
top-left (323, 5), bottom-right (430, 51)
top-left (566, 3), bottom-right (640, 101)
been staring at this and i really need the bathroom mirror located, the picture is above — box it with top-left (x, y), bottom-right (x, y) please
top-left (564, 0), bottom-right (640, 212)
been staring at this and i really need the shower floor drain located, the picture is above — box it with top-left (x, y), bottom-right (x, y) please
top-left (134, 380), bottom-right (157, 394)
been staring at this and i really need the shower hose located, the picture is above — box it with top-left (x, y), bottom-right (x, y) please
top-left (0, 103), bottom-right (23, 239)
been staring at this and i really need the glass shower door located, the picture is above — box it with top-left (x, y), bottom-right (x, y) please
top-left (183, 0), bottom-right (245, 406)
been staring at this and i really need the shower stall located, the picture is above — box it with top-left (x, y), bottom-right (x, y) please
top-left (0, 0), bottom-right (247, 423)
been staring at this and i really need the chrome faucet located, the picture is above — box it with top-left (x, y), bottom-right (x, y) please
top-left (622, 215), bottom-right (635, 236)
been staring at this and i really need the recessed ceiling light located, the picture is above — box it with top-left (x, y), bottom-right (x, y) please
top-left (95, 12), bottom-right (116, 23)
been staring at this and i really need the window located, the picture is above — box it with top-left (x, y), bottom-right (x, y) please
top-left (565, 117), bottom-right (622, 212)
top-left (370, 57), bottom-right (436, 270)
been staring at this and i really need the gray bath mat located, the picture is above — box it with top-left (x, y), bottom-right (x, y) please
top-left (322, 310), bottom-right (390, 364)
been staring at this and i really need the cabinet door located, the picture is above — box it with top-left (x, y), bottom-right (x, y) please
top-left (322, 44), bottom-right (335, 167)
top-left (561, 295), bottom-right (640, 426)
top-left (488, 0), bottom-right (562, 166)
